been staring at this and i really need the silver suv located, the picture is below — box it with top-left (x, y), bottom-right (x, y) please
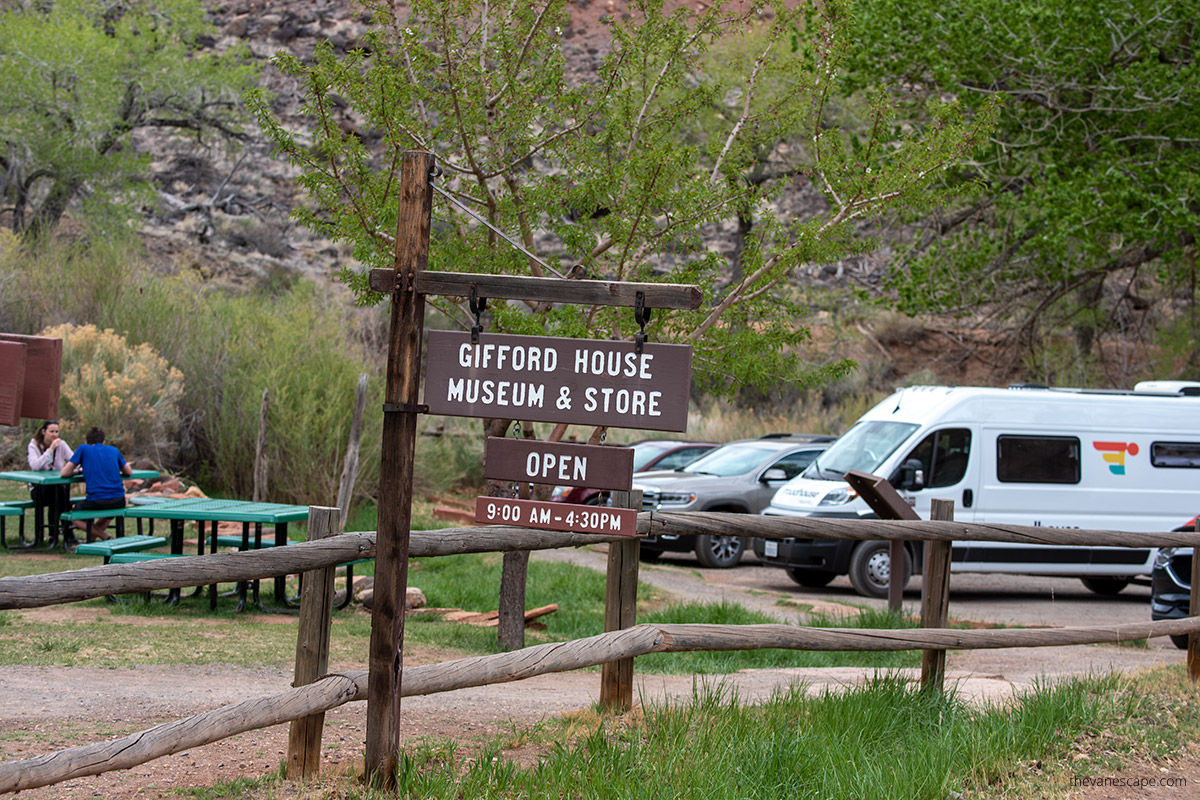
top-left (634, 435), bottom-right (835, 568)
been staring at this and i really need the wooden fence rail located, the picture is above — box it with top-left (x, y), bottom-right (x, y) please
top-left (5, 511), bottom-right (1199, 792)
top-left (5, 617), bottom-right (1200, 794)
top-left (4, 515), bottom-right (1199, 610)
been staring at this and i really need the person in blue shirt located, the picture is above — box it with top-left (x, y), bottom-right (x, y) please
top-left (60, 426), bottom-right (133, 543)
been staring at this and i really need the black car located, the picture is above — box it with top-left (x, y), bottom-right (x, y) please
top-left (1151, 543), bottom-right (1193, 649)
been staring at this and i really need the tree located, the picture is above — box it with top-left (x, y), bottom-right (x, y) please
top-left (0, 0), bottom-right (257, 239)
top-left (250, 0), bottom-right (992, 647)
top-left (849, 0), bottom-right (1200, 382)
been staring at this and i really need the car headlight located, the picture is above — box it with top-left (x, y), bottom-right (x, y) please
top-left (817, 488), bottom-right (857, 507)
top-left (1155, 547), bottom-right (1177, 569)
top-left (657, 492), bottom-right (696, 506)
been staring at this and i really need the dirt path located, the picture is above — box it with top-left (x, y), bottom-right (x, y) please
top-left (1, 545), bottom-right (1190, 799)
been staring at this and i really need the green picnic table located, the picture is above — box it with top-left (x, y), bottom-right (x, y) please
top-left (122, 498), bottom-right (310, 610)
top-left (0, 469), bottom-right (160, 549)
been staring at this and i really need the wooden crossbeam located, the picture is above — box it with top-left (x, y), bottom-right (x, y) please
top-left (369, 269), bottom-right (703, 310)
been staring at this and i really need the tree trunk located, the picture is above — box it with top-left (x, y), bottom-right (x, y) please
top-left (23, 178), bottom-right (81, 241)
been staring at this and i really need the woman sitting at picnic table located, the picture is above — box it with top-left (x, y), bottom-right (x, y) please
top-left (27, 420), bottom-right (82, 540)
top-left (60, 426), bottom-right (133, 543)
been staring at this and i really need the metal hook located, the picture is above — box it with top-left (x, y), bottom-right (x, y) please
top-left (634, 291), bottom-right (652, 354)
top-left (429, 164), bottom-right (443, 181)
top-left (469, 284), bottom-right (488, 344)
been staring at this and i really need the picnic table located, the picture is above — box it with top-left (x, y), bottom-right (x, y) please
top-left (0, 469), bottom-right (160, 548)
top-left (122, 498), bottom-right (310, 610)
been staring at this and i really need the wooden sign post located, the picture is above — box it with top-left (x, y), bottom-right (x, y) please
top-left (365, 149), bottom-right (435, 790)
top-left (365, 150), bottom-right (702, 790)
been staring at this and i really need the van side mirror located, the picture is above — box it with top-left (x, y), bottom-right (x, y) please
top-left (761, 468), bottom-right (788, 483)
top-left (898, 459), bottom-right (925, 491)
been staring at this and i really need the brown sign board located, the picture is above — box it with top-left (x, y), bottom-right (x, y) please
top-left (0, 333), bottom-right (61, 421)
top-left (424, 331), bottom-right (692, 432)
top-left (0, 340), bottom-right (27, 426)
top-left (474, 496), bottom-right (639, 536)
top-left (483, 437), bottom-right (634, 490)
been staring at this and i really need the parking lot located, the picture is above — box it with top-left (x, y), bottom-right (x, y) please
top-left (534, 545), bottom-right (1185, 664)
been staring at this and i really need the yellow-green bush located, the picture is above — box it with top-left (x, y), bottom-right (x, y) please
top-left (41, 323), bottom-right (184, 464)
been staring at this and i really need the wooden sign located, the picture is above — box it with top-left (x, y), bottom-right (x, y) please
top-left (483, 437), bottom-right (634, 490)
top-left (0, 333), bottom-right (61, 421)
top-left (0, 340), bottom-right (27, 427)
top-left (424, 331), bottom-right (692, 431)
top-left (474, 496), bottom-right (639, 536)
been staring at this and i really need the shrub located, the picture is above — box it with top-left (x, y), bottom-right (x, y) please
top-left (40, 323), bottom-right (184, 464)
top-left (193, 281), bottom-right (384, 506)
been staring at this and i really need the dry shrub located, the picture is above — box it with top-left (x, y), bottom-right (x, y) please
top-left (40, 323), bottom-right (184, 465)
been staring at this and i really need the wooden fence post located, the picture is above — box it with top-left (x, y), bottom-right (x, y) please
top-left (1189, 518), bottom-right (1200, 681)
top-left (253, 389), bottom-right (269, 503)
top-left (844, 470), bottom-right (921, 613)
top-left (287, 506), bottom-right (339, 779)
top-left (920, 499), bottom-right (954, 692)
top-left (335, 374), bottom-right (369, 534)
top-left (601, 490), bottom-right (642, 710)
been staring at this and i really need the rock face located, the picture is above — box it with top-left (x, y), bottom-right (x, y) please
top-left (131, 1), bottom-right (870, 296)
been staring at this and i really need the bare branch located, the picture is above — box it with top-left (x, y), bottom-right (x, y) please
top-left (710, 37), bottom-right (774, 182)
top-left (486, 1), bottom-right (555, 109)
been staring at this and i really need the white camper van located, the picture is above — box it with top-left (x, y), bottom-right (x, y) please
top-left (755, 383), bottom-right (1200, 598)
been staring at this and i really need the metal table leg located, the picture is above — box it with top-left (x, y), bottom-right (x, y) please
top-left (166, 519), bottom-right (183, 605)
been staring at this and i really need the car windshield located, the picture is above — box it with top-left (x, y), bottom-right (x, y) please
top-left (630, 442), bottom-right (674, 471)
top-left (803, 421), bottom-right (919, 480)
top-left (678, 443), bottom-right (780, 477)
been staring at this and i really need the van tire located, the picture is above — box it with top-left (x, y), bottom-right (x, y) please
top-left (848, 541), bottom-right (912, 599)
top-left (1080, 577), bottom-right (1130, 595)
top-left (694, 535), bottom-right (745, 568)
top-left (785, 568), bottom-right (837, 588)
top-left (1171, 634), bottom-right (1190, 650)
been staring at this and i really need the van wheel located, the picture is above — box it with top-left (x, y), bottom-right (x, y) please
top-left (848, 541), bottom-right (912, 599)
top-left (1080, 578), bottom-right (1130, 595)
top-left (694, 535), bottom-right (745, 568)
top-left (785, 568), bottom-right (836, 588)
top-left (1171, 634), bottom-right (1190, 650)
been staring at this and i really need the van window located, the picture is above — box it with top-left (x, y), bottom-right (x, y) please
top-left (1151, 442), bottom-right (1200, 468)
top-left (997, 436), bottom-right (1080, 484)
top-left (899, 429), bottom-right (971, 488)
top-left (803, 421), bottom-right (919, 480)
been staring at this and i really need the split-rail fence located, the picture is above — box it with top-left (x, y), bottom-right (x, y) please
top-left (1, 507), bottom-right (1199, 793)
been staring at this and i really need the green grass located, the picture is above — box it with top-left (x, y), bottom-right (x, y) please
top-left (0, 551), bottom-right (920, 671)
top-left (111, 668), bottom-right (1198, 800)
top-left (637, 602), bottom-right (919, 673)
top-left (374, 670), bottom-right (1189, 800)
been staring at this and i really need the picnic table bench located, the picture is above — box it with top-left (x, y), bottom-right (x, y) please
top-left (0, 500), bottom-right (33, 549)
top-left (72, 534), bottom-right (168, 563)
top-left (58, 506), bottom-right (128, 541)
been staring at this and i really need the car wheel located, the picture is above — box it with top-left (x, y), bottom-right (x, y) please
top-left (694, 534), bottom-right (745, 568)
top-left (1080, 577), bottom-right (1130, 595)
top-left (1170, 634), bottom-right (1191, 650)
top-left (848, 540), bottom-right (912, 599)
top-left (785, 568), bottom-right (836, 588)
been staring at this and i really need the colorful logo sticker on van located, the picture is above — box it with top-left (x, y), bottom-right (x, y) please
top-left (1093, 441), bottom-right (1139, 475)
